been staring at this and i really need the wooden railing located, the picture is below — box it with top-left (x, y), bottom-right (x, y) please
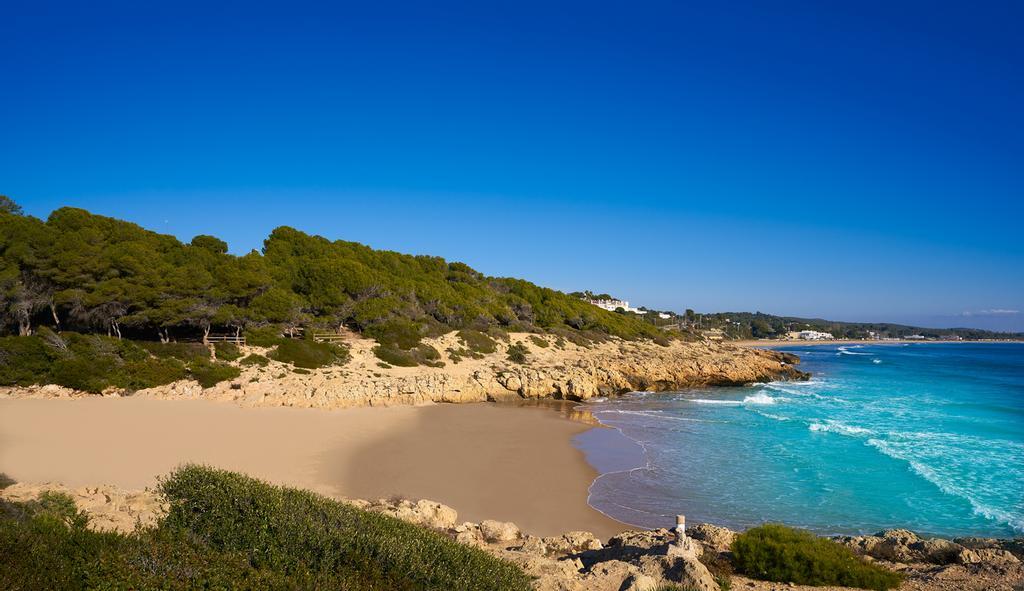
top-left (206, 335), bottom-right (246, 345)
top-left (312, 333), bottom-right (348, 343)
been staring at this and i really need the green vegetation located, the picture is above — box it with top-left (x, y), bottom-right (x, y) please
top-left (0, 332), bottom-right (245, 392)
top-left (373, 343), bottom-right (444, 368)
top-left (529, 334), bottom-right (549, 348)
top-left (0, 466), bottom-right (530, 590)
top-left (694, 311), bottom-right (1023, 341)
top-left (731, 524), bottom-right (902, 590)
top-left (457, 329), bottom-right (498, 354)
top-left (214, 341), bottom-right (243, 361)
top-left (0, 200), bottom-right (664, 354)
top-left (239, 353), bottom-right (270, 367)
top-left (187, 358), bottom-right (241, 388)
top-left (160, 465), bottom-right (531, 591)
top-left (268, 339), bottom-right (350, 369)
top-left (506, 341), bottom-right (529, 364)
top-left (0, 332), bottom-right (186, 392)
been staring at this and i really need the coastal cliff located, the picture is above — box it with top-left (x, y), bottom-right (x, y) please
top-left (0, 334), bottom-right (807, 408)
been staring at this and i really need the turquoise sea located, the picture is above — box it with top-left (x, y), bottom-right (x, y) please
top-left (576, 343), bottom-right (1024, 537)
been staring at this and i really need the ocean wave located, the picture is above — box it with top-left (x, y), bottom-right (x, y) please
top-left (595, 409), bottom-right (709, 423)
top-left (872, 359), bottom-right (882, 364)
top-left (809, 420), bottom-right (874, 437)
top-left (688, 392), bottom-right (784, 406)
top-left (755, 411), bottom-right (792, 422)
top-left (867, 438), bottom-right (1024, 533)
top-left (838, 346), bottom-right (870, 356)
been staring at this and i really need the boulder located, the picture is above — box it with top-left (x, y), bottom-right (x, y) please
top-left (639, 554), bottom-right (718, 591)
top-left (543, 531), bottom-right (603, 554)
top-left (413, 499), bottom-right (458, 529)
top-left (687, 523), bottom-right (736, 554)
top-left (911, 537), bottom-right (964, 565)
top-left (480, 519), bottom-right (521, 543)
top-left (621, 572), bottom-right (659, 591)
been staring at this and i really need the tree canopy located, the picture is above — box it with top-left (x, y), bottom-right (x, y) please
top-left (0, 201), bottom-right (662, 345)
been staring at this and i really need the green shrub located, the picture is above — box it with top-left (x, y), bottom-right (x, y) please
top-left (528, 335), bottom-right (549, 348)
top-left (0, 473), bottom-right (14, 490)
top-left (366, 319), bottom-right (424, 349)
top-left (506, 342), bottom-right (529, 364)
top-left (240, 353), bottom-right (270, 367)
top-left (245, 325), bottom-right (287, 347)
top-left (0, 335), bottom-right (54, 386)
top-left (269, 339), bottom-right (350, 369)
top-left (731, 524), bottom-right (902, 590)
top-left (373, 345), bottom-right (418, 367)
top-left (187, 359), bottom-right (241, 388)
top-left (457, 329), bottom-right (497, 354)
top-left (160, 465), bottom-right (532, 591)
top-left (213, 341), bottom-right (242, 361)
top-left (0, 334), bottom-right (189, 393)
top-left (0, 494), bottom-right (379, 590)
top-left (138, 341), bottom-right (210, 363)
top-left (373, 343), bottom-right (444, 367)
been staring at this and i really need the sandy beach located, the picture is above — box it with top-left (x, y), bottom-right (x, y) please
top-left (0, 396), bottom-right (627, 538)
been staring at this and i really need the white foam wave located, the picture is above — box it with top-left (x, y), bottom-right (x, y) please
top-left (872, 359), bottom-right (882, 364)
top-left (838, 346), bottom-right (870, 356)
top-left (755, 411), bottom-right (792, 422)
top-left (809, 420), bottom-right (874, 437)
top-left (595, 409), bottom-right (708, 423)
top-left (867, 438), bottom-right (1024, 533)
top-left (689, 392), bottom-right (784, 405)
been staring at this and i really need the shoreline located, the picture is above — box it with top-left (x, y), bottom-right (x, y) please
top-left (0, 395), bottom-right (628, 539)
top-left (731, 338), bottom-right (1017, 347)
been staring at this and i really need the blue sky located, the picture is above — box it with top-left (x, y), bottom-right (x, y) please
top-left (2, 1), bottom-right (1022, 331)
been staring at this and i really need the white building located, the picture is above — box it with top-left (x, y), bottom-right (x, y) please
top-left (798, 330), bottom-right (835, 340)
top-left (587, 299), bottom-right (648, 314)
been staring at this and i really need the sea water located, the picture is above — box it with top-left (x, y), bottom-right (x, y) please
top-left (576, 343), bottom-right (1024, 537)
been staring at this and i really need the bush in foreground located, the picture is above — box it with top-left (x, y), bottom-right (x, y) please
top-left (731, 524), bottom-right (902, 590)
top-left (0, 466), bottom-right (531, 591)
top-left (0, 492), bottom-right (376, 590)
top-left (160, 465), bottom-right (531, 591)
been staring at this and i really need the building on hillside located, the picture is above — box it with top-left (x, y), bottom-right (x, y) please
top-left (798, 330), bottom-right (835, 340)
top-left (905, 334), bottom-right (927, 340)
top-left (657, 312), bottom-right (671, 319)
top-left (586, 298), bottom-right (647, 314)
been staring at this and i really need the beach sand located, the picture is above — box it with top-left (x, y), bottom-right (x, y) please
top-left (0, 397), bottom-right (628, 538)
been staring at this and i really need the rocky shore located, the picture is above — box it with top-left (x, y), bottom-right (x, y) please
top-left (3, 482), bottom-right (1020, 591)
top-left (0, 333), bottom-right (807, 409)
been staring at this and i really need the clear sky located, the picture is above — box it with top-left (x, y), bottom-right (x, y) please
top-left (2, 1), bottom-right (1022, 331)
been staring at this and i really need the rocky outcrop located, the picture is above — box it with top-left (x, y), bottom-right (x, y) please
top-left (0, 333), bottom-right (806, 410)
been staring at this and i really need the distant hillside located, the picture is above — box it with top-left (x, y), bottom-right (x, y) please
top-left (0, 199), bottom-right (662, 347)
top-left (692, 311), bottom-right (1024, 341)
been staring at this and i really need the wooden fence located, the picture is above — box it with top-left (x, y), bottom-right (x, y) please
top-left (206, 334), bottom-right (246, 345)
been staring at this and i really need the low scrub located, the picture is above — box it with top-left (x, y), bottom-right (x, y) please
top-left (187, 359), bottom-right (241, 388)
top-left (528, 334), bottom-right (549, 348)
top-left (457, 329), bottom-right (497, 354)
top-left (269, 339), bottom-right (350, 369)
top-left (245, 325), bottom-right (287, 347)
top-left (373, 343), bottom-right (444, 367)
top-left (0, 333), bottom-right (189, 393)
top-left (731, 524), bottom-right (902, 590)
top-left (0, 492), bottom-right (382, 590)
top-left (506, 341), bottom-right (529, 364)
top-left (239, 353), bottom-right (270, 367)
top-left (213, 341), bottom-right (242, 361)
top-left (160, 465), bottom-right (531, 590)
top-left (138, 341), bottom-right (210, 363)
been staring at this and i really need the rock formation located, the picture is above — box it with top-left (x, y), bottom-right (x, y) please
top-left (0, 333), bottom-right (808, 409)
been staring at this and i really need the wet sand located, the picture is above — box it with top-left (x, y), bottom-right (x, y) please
top-left (0, 397), bottom-right (628, 538)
